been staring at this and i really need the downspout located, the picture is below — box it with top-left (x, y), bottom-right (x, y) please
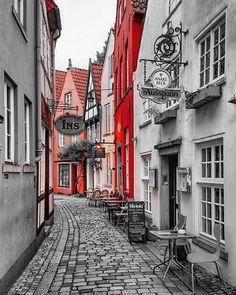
top-left (35, 0), bottom-right (42, 162)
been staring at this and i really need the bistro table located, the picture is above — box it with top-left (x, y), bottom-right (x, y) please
top-left (150, 230), bottom-right (196, 279)
top-left (103, 200), bottom-right (127, 220)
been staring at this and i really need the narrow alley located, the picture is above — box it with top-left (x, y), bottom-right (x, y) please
top-left (8, 196), bottom-right (235, 295)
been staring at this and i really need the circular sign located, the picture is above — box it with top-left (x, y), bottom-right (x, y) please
top-left (151, 69), bottom-right (171, 90)
top-left (54, 114), bottom-right (85, 135)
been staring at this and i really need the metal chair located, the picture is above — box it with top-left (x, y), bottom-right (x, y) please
top-left (187, 224), bottom-right (227, 294)
top-left (85, 188), bottom-right (94, 206)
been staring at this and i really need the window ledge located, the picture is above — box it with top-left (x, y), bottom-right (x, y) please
top-left (3, 163), bottom-right (21, 173)
top-left (23, 165), bottom-right (36, 173)
top-left (193, 235), bottom-right (228, 261)
top-left (154, 109), bottom-right (177, 124)
top-left (12, 7), bottom-right (28, 42)
top-left (139, 118), bottom-right (152, 129)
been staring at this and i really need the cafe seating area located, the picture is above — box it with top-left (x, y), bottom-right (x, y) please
top-left (82, 188), bottom-right (230, 294)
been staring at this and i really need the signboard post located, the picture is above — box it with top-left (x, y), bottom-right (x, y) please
top-left (128, 201), bottom-right (146, 243)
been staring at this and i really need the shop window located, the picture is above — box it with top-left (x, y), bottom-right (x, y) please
top-left (199, 19), bottom-right (225, 87)
top-left (59, 164), bottom-right (70, 188)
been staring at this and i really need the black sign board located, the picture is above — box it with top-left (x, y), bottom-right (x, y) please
top-left (128, 201), bottom-right (146, 243)
top-left (95, 146), bottom-right (105, 158)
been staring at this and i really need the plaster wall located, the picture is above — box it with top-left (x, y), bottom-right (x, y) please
top-left (0, 0), bottom-right (37, 284)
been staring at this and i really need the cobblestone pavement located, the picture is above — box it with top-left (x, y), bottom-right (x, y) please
top-left (8, 195), bottom-right (236, 295)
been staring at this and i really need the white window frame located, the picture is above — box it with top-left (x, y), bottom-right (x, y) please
top-left (71, 135), bottom-right (77, 144)
top-left (105, 103), bottom-right (111, 133)
top-left (198, 141), bottom-right (225, 242)
top-left (58, 132), bottom-right (64, 147)
top-left (14, 0), bottom-right (26, 28)
top-left (4, 79), bottom-right (15, 162)
top-left (143, 99), bottom-right (152, 121)
top-left (24, 100), bottom-right (30, 164)
top-left (168, 0), bottom-right (181, 14)
top-left (58, 164), bottom-right (70, 188)
top-left (65, 92), bottom-right (72, 107)
top-left (142, 155), bottom-right (152, 212)
top-left (199, 19), bottom-right (225, 88)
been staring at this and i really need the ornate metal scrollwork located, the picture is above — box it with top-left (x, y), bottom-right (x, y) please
top-left (131, 0), bottom-right (147, 10)
top-left (154, 23), bottom-right (187, 65)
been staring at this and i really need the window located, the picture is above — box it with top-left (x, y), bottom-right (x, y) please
top-left (71, 135), bottom-right (77, 144)
top-left (125, 129), bottom-right (129, 190)
top-left (108, 54), bottom-right (114, 77)
top-left (4, 78), bottom-right (15, 162)
top-left (87, 126), bottom-right (91, 141)
top-left (199, 20), bottom-right (225, 87)
top-left (59, 164), bottom-right (70, 187)
top-left (142, 155), bottom-right (152, 212)
top-left (168, 0), bottom-right (181, 14)
top-left (143, 99), bottom-right (152, 121)
top-left (91, 124), bottom-right (96, 142)
top-left (125, 43), bottom-right (129, 90)
top-left (106, 153), bottom-right (112, 184)
top-left (199, 142), bottom-right (224, 241)
top-left (96, 122), bottom-right (100, 141)
top-left (105, 103), bottom-right (111, 133)
top-left (166, 62), bottom-right (179, 109)
top-left (14, 0), bottom-right (26, 28)
top-left (24, 100), bottom-right (30, 163)
top-left (65, 92), bottom-right (72, 107)
top-left (58, 132), bottom-right (64, 147)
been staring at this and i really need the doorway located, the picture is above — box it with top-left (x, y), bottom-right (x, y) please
top-left (168, 154), bottom-right (178, 229)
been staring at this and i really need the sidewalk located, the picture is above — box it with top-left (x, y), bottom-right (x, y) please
top-left (8, 195), bottom-right (236, 295)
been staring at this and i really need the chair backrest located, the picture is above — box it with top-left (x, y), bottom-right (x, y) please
top-left (214, 223), bottom-right (221, 257)
top-left (102, 189), bottom-right (109, 197)
top-left (175, 214), bottom-right (187, 230)
top-left (94, 189), bottom-right (101, 197)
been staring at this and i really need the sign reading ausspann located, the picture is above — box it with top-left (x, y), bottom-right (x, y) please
top-left (54, 114), bottom-right (85, 135)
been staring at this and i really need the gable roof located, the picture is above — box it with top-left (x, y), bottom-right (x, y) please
top-left (91, 63), bottom-right (103, 104)
top-left (55, 70), bottom-right (66, 102)
top-left (70, 68), bottom-right (88, 106)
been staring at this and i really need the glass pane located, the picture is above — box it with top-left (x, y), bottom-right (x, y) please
top-left (221, 163), bottom-right (224, 178)
top-left (206, 52), bottom-right (210, 67)
top-left (214, 29), bottom-right (219, 45)
top-left (221, 224), bottom-right (225, 240)
top-left (207, 220), bottom-right (212, 235)
top-left (207, 204), bottom-right (211, 218)
top-left (205, 69), bottom-right (210, 84)
top-left (220, 58), bottom-right (225, 75)
top-left (202, 148), bottom-right (206, 162)
top-left (200, 56), bottom-right (205, 71)
top-left (207, 163), bottom-right (211, 177)
top-left (214, 46), bottom-right (218, 62)
top-left (200, 73), bottom-right (204, 87)
top-left (215, 188), bottom-right (220, 203)
top-left (7, 110), bottom-right (11, 134)
top-left (200, 41), bottom-right (205, 56)
top-left (207, 187), bottom-right (211, 201)
top-left (220, 23), bottom-right (225, 40)
top-left (221, 189), bottom-right (224, 204)
top-left (202, 164), bottom-right (206, 177)
top-left (202, 203), bottom-right (206, 217)
top-left (7, 136), bottom-right (11, 159)
top-left (215, 205), bottom-right (220, 221)
top-left (221, 145), bottom-right (223, 160)
top-left (215, 146), bottom-right (220, 161)
top-left (206, 36), bottom-right (211, 51)
top-left (202, 218), bottom-right (206, 233)
top-left (220, 41), bottom-right (225, 57)
top-left (221, 207), bottom-right (224, 222)
top-left (207, 148), bottom-right (211, 161)
top-left (215, 163), bottom-right (220, 178)
top-left (213, 62), bottom-right (218, 79)
top-left (202, 187), bottom-right (206, 201)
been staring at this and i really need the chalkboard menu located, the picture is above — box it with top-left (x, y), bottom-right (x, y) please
top-left (128, 201), bottom-right (146, 243)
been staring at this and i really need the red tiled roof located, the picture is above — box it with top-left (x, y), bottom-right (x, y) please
top-left (91, 63), bottom-right (103, 104)
top-left (55, 70), bottom-right (66, 102)
top-left (70, 68), bottom-right (88, 106)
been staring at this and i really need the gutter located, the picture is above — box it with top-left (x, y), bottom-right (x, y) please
top-left (35, 0), bottom-right (42, 161)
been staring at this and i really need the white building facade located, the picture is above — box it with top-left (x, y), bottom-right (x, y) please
top-left (134, 0), bottom-right (236, 286)
top-left (100, 30), bottom-right (115, 192)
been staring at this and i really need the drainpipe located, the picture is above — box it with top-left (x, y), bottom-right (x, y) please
top-left (35, 0), bottom-right (42, 161)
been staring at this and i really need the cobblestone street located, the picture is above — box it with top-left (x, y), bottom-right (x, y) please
top-left (8, 195), bottom-right (236, 295)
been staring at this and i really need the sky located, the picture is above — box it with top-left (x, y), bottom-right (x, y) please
top-left (55, 0), bottom-right (117, 71)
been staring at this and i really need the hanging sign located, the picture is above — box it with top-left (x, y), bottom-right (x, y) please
top-left (139, 86), bottom-right (181, 103)
top-left (95, 146), bottom-right (105, 158)
top-left (54, 114), bottom-right (85, 135)
top-left (151, 69), bottom-right (171, 89)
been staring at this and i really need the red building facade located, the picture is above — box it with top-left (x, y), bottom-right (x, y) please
top-left (53, 65), bottom-right (88, 195)
top-left (114, 0), bottom-right (146, 198)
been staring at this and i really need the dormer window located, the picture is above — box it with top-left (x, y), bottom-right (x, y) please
top-left (65, 92), bottom-right (72, 107)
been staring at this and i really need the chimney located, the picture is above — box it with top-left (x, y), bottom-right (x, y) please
top-left (68, 58), bottom-right (72, 69)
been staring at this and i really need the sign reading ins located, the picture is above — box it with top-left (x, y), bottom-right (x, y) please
top-left (54, 114), bottom-right (85, 135)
